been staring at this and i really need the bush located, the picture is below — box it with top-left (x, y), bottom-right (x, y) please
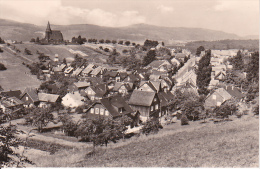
top-left (122, 49), bottom-right (128, 53)
top-left (181, 114), bottom-right (189, 125)
top-left (0, 63), bottom-right (7, 70)
top-left (141, 118), bottom-right (163, 135)
top-left (0, 48), bottom-right (3, 53)
top-left (253, 105), bottom-right (259, 115)
top-left (104, 48), bottom-right (110, 52)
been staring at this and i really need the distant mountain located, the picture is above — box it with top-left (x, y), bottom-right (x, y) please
top-left (0, 18), bottom-right (246, 44)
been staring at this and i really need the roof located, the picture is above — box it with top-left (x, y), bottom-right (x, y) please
top-left (158, 91), bottom-right (174, 107)
top-left (99, 96), bottom-right (134, 117)
top-left (179, 70), bottom-right (197, 86)
top-left (64, 67), bottom-right (74, 74)
top-left (147, 60), bottom-right (171, 69)
top-left (53, 64), bottom-right (66, 72)
top-left (38, 93), bottom-right (60, 103)
top-left (90, 66), bottom-right (103, 75)
top-left (124, 74), bottom-right (140, 82)
top-left (82, 64), bottom-right (95, 74)
top-left (49, 30), bottom-right (63, 41)
top-left (113, 82), bottom-right (133, 92)
top-left (225, 86), bottom-right (245, 99)
top-left (63, 92), bottom-right (84, 102)
top-left (175, 53), bottom-right (187, 59)
top-left (215, 88), bottom-right (232, 101)
top-left (89, 84), bottom-right (107, 97)
top-left (72, 67), bottom-right (83, 76)
top-left (21, 88), bottom-right (39, 102)
top-left (74, 81), bottom-right (90, 88)
top-left (139, 81), bottom-right (157, 92)
top-left (119, 72), bottom-right (128, 80)
top-left (104, 71), bottom-right (119, 78)
top-left (1, 90), bottom-right (22, 99)
top-left (128, 90), bottom-right (156, 106)
top-left (0, 97), bottom-right (23, 108)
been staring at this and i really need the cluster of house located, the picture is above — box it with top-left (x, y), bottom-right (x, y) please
top-left (0, 48), bottom-right (246, 123)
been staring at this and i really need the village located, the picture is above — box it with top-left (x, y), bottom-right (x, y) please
top-left (0, 22), bottom-right (259, 167)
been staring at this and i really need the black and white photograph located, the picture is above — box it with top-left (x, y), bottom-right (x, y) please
top-left (0, 0), bottom-right (259, 167)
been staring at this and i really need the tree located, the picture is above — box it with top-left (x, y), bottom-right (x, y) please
top-left (63, 58), bottom-right (67, 64)
top-left (125, 41), bottom-right (130, 46)
top-left (181, 113), bottom-right (189, 125)
top-left (0, 63), bottom-right (7, 70)
top-left (0, 124), bottom-right (32, 167)
top-left (143, 39), bottom-right (159, 48)
top-left (104, 48), bottom-right (110, 52)
top-left (196, 46), bottom-right (205, 56)
top-left (35, 37), bottom-right (40, 43)
top-left (253, 105), bottom-right (259, 115)
top-left (71, 37), bottom-right (76, 43)
top-left (196, 50), bottom-right (212, 95)
top-left (59, 113), bottom-right (79, 137)
top-left (132, 42), bottom-right (136, 46)
top-left (230, 50), bottom-right (244, 70)
top-left (0, 37), bottom-right (5, 44)
top-left (0, 48), bottom-right (3, 53)
top-left (213, 102), bottom-right (238, 119)
top-left (30, 38), bottom-right (35, 42)
top-left (142, 49), bottom-right (156, 66)
top-left (122, 49), bottom-right (128, 53)
top-left (181, 99), bottom-right (204, 121)
top-left (246, 51), bottom-right (259, 83)
top-left (99, 39), bottom-right (104, 43)
top-left (112, 40), bottom-right (117, 44)
top-left (24, 48), bottom-right (32, 55)
top-left (118, 40), bottom-right (123, 45)
top-left (105, 40), bottom-right (111, 43)
top-left (141, 118), bottom-right (163, 135)
top-left (162, 41), bottom-right (165, 46)
top-left (77, 35), bottom-right (84, 45)
top-left (25, 108), bottom-right (54, 132)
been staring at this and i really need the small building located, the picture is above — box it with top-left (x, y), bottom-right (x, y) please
top-left (204, 88), bottom-right (232, 109)
top-left (170, 57), bottom-right (182, 67)
top-left (85, 84), bottom-right (107, 101)
top-left (104, 71), bottom-right (120, 82)
top-left (138, 81), bottom-right (161, 93)
top-left (1, 90), bottom-right (22, 99)
top-left (62, 92), bottom-right (85, 108)
top-left (52, 64), bottom-right (66, 74)
top-left (146, 60), bottom-right (172, 72)
top-left (85, 96), bottom-right (134, 119)
top-left (81, 63), bottom-right (96, 77)
top-left (38, 93), bottom-right (61, 108)
top-left (175, 53), bottom-right (187, 62)
top-left (128, 90), bottom-right (160, 118)
top-left (113, 82), bottom-right (133, 96)
top-left (71, 67), bottom-right (84, 77)
top-left (64, 67), bottom-right (74, 76)
top-left (20, 88), bottom-right (39, 107)
top-left (68, 81), bottom-right (91, 93)
top-left (0, 96), bottom-right (23, 113)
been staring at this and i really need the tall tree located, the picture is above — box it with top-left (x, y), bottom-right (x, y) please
top-left (196, 46), bottom-right (205, 56)
top-left (196, 49), bottom-right (212, 95)
top-left (142, 49), bottom-right (156, 66)
top-left (231, 50), bottom-right (244, 70)
top-left (246, 51), bottom-right (259, 83)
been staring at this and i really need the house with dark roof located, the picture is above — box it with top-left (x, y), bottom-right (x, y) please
top-left (113, 82), bottom-right (133, 96)
top-left (85, 96), bottom-right (134, 119)
top-left (128, 90), bottom-right (160, 118)
top-left (1, 90), bottom-right (22, 99)
top-left (90, 66), bottom-right (107, 78)
top-left (81, 63), bottom-right (96, 77)
top-left (158, 91), bottom-right (174, 116)
top-left (68, 81), bottom-right (91, 93)
top-left (104, 71), bottom-right (120, 82)
top-left (138, 81), bottom-right (161, 93)
top-left (38, 93), bottom-right (61, 108)
top-left (146, 60), bottom-right (172, 72)
top-left (0, 96), bottom-right (23, 113)
top-left (85, 84), bottom-right (108, 101)
top-left (204, 88), bottom-right (232, 109)
top-left (224, 86), bottom-right (245, 100)
top-left (20, 88), bottom-right (39, 107)
top-left (175, 53), bottom-right (187, 62)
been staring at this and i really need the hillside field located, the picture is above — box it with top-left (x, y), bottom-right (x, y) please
top-left (27, 114), bottom-right (259, 167)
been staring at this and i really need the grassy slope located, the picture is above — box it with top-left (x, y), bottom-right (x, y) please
top-left (31, 115), bottom-right (258, 167)
top-left (0, 46), bottom-right (41, 91)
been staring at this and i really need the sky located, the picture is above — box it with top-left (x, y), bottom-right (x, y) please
top-left (0, 0), bottom-right (259, 36)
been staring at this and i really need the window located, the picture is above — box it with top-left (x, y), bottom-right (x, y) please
top-left (154, 98), bottom-right (157, 102)
top-left (217, 102), bottom-right (221, 106)
top-left (90, 108), bottom-right (94, 114)
top-left (100, 108), bottom-right (104, 115)
top-left (26, 96), bottom-right (29, 101)
top-left (91, 96), bottom-right (95, 100)
top-left (105, 110), bottom-right (109, 116)
top-left (213, 95), bottom-right (216, 100)
top-left (155, 104), bottom-right (159, 110)
top-left (95, 108), bottom-right (99, 114)
top-left (151, 106), bottom-right (154, 111)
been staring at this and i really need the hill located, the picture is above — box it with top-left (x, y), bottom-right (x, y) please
top-left (0, 19), bottom-right (248, 44)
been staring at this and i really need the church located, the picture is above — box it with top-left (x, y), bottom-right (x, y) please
top-left (44, 21), bottom-right (64, 43)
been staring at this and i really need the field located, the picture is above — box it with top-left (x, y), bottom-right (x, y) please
top-left (0, 45), bottom-right (41, 91)
top-left (26, 114), bottom-right (258, 167)
top-left (10, 43), bottom-right (109, 63)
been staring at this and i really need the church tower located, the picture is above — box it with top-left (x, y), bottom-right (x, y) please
top-left (45, 21), bottom-right (52, 43)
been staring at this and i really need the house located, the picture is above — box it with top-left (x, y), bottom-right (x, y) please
top-left (38, 93), bottom-right (61, 108)
top-left (204, 88), bottom-right (232, 109)
top-left (0, 96), bottom-right (23, 113)
top-left (170, 57), bottom-right (182, 67)
top-left (211, 57), bottom-right (223, 66)
top-left (107, 80), bottom-right (116, 90)
top-left (90, 66), bottom-right (107, 78)
top-left (52, 64), bottom-right (66, 74)
top-left (113, 82), bottom-right (133, 96)
top-left (128, 90), bottom-right (160, 119)
top-left (85, 84), bottom-right (107, 101)
top-left (64, 67), bottom-right (74, 76)
top-left (177, 69), bottom-right (197, 87)
top-left (175, 53), bottom-right (187, 62)
top-left (138, 81), bottom-right (161, 93)
top-left (81, 63), bottom-right (96, 77)
top-left (171, 82), bottom-right (199, 97)
top-left (1, 90), bottom-right (22, 99)
top-left (214, 71), bottom-right (226, 81)
top-left (68, 81), bottom-right (91, 93)
top-left (160, 78), bottom-right (173, 92)
top-left (211, 49), bottom-right (239, 57)
top-left (146, 60), bottom-right (172, 72)
top-left (62, 92), bottom-right (85, 108)
top-left (20, 88), bottom-right (39, 107)
top-left (118, 72), bottom-right (128, 82)
top-left (224, 86), bottom-right (245, 100)
top-left (123, 74), bottom-right (141, 87)
top-left (104, 71), bottom-right (120, 82)
top-left (71, 67), bottom-right (83, 77)
top-left (157, 91), bottom-right (174, 116)
top-left (85, 96), bottom-right (134, 119)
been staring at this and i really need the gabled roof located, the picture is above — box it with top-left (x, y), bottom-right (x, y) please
top-left (175, 53), bottom-right (187, 59)
top-left (119, 72), bottom-right (128, 80)
top-left (147, 60), bottom-right (171, 69)
top-left (128, 90), bottom-right (156, 106)
top-left (104, 71), bottom-right (119, 78)
top-left (1, 90), bottom-right (22, 99)
top-left (215, 88), bottom-right (232, 101)
top-left (53, 64), bottom-right (66, 72)
top-left (64, 67), bottom-right (74, 74)
top-left (21, 88), bottom-right (39, 102)
top-left (38, 93), bottom-right (60, 103)
top-left (113, 82), bottom-right (133, 92)
top-left (88, 84), bottom-right (107, 97)
top-left (139, 81), bottom-right (157, 92)
top-left (82, 64), bottom-right (95, 74)
top-left (225, 86), bottom-right (245, 99)
top-left (158, 91), bottom-right (174, 107)
top-left (72, 67), bottom-right (83, 76)
top-left (0, 97), bottom-right (23, 108)
top-left (74, 81), bottom-right (90, 88)
top-left (124, 74), bottom-right (140, 82)
top-left (90, 66), bottom-right (103, 75)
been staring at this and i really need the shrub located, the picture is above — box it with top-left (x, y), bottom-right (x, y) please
top-left (0, 63), bottom-right (7, 70)
top-left (0, 48), bottom-right (3, 53)
top-left (122, 49), bottom-right (128, 53)
top-left (141, 118), bottom-right (163, 135)
top-left (181, 114), bottom-right (189, 125)
top-left (104, 48), bottom-right (110, 52)
top-left (253, 105), bottom-right (259, 115)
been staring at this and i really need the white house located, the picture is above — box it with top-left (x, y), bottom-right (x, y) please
top-left (62, 92), bottom-right (85, 108)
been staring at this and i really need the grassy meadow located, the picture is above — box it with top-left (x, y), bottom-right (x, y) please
top-left (28, 114), bottom-right (258, 167)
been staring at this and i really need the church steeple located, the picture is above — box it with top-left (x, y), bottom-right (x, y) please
top-left (46, 21), bottom-right (52, 32)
